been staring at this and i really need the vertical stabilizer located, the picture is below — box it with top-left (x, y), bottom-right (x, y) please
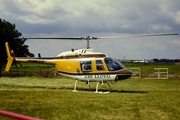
top-left (5, 42), bottom-right (14, 72)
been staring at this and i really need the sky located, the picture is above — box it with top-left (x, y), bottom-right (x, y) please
top-left (0, 0), bottom-right (180, 60)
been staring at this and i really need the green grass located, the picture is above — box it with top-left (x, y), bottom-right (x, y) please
top-left (126, 63), bottom-right (179, 71)
top-left (124, 63), bottom-right (179, 68)
top-left (0, 77), bottom-right (180, 120)
top-left (9, 63), bottom-right (55, 72)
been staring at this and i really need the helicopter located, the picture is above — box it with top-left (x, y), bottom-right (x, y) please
top-left (5, 33), bottom-right (178, 93)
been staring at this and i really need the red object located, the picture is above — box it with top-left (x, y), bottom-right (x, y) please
top-left (0, 110), bottom-right (43, 120)
top-left (11, 49), bottom-right (16, 57)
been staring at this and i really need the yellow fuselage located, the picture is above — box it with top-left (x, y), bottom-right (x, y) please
top-left (5, 42), bottom-right (133, 82)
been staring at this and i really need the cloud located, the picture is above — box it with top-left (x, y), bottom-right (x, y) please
top-left (0, 0), bottom-right (180, 59)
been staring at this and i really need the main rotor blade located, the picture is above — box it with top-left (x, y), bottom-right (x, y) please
top-left (15, 37), bottom-right (82, 40)
top-left (99, 33), bottom-right (178, 39)
top-left (14, 36), bottom-right (98, 40)
top-left (14, 33), bottom-right (178, 40)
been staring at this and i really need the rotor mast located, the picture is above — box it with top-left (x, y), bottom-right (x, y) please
top-left (86, 36), bottom-right (91, 49)
top-left (81, 36), bottom-right (97, 49)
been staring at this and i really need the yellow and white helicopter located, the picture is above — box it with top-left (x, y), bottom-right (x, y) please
top-left (5, 33), bottom-right (178, 93)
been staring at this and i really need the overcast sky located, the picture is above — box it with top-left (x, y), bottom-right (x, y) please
top-left (0, 0), bottom-right (180, 59)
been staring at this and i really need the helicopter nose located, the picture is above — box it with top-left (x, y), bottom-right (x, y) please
top-left (115, 69), bottom-right (133, 81)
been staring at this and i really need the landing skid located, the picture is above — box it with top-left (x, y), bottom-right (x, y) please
top-left (73, 79), bottom-right (112, 93)
top-left (95, 80), bottom-right (111, 93)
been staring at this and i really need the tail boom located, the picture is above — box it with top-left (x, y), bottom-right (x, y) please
top-left (5, 42), bottom-right (56, 72)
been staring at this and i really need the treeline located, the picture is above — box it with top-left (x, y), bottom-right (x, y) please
top-left (152, 58), bottom-right (180, 63)
top-left (120, 58), bottom-right (180, 64)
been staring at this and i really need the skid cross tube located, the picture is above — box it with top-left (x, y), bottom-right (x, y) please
top-left (73, 79), bottom-right (111, 93)
top-left (95, 80), bottom-right (111, 93)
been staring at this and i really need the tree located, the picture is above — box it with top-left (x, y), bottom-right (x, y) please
top-left (0, 18), bottom-right (34, 74)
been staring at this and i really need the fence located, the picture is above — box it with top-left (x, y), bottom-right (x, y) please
top-left (128, 67), bottom-right (180, 79)
top-left (154, 68), bottom-right (168, 79)
top-left (127, 68), bottom-right (141, 78)
top-left (2, 65), bottom-right (59, 78)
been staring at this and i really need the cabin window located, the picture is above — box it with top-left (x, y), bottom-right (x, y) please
top-left (96, 60), bottom-right (104, 70)
top-left (81, 61), bottom-right (92, 71)
top-left (104, 58), bottom-right (124, 71)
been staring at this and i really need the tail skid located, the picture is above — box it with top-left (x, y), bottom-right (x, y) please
top-left (5, 42), bottom-right (14, 72)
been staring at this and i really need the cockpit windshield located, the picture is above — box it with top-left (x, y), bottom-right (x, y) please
top-left (104, 57), bottom-right (126, 71)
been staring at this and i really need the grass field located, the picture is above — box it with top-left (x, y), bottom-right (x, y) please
top-left (0, 76), bottom-right (180, 120)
